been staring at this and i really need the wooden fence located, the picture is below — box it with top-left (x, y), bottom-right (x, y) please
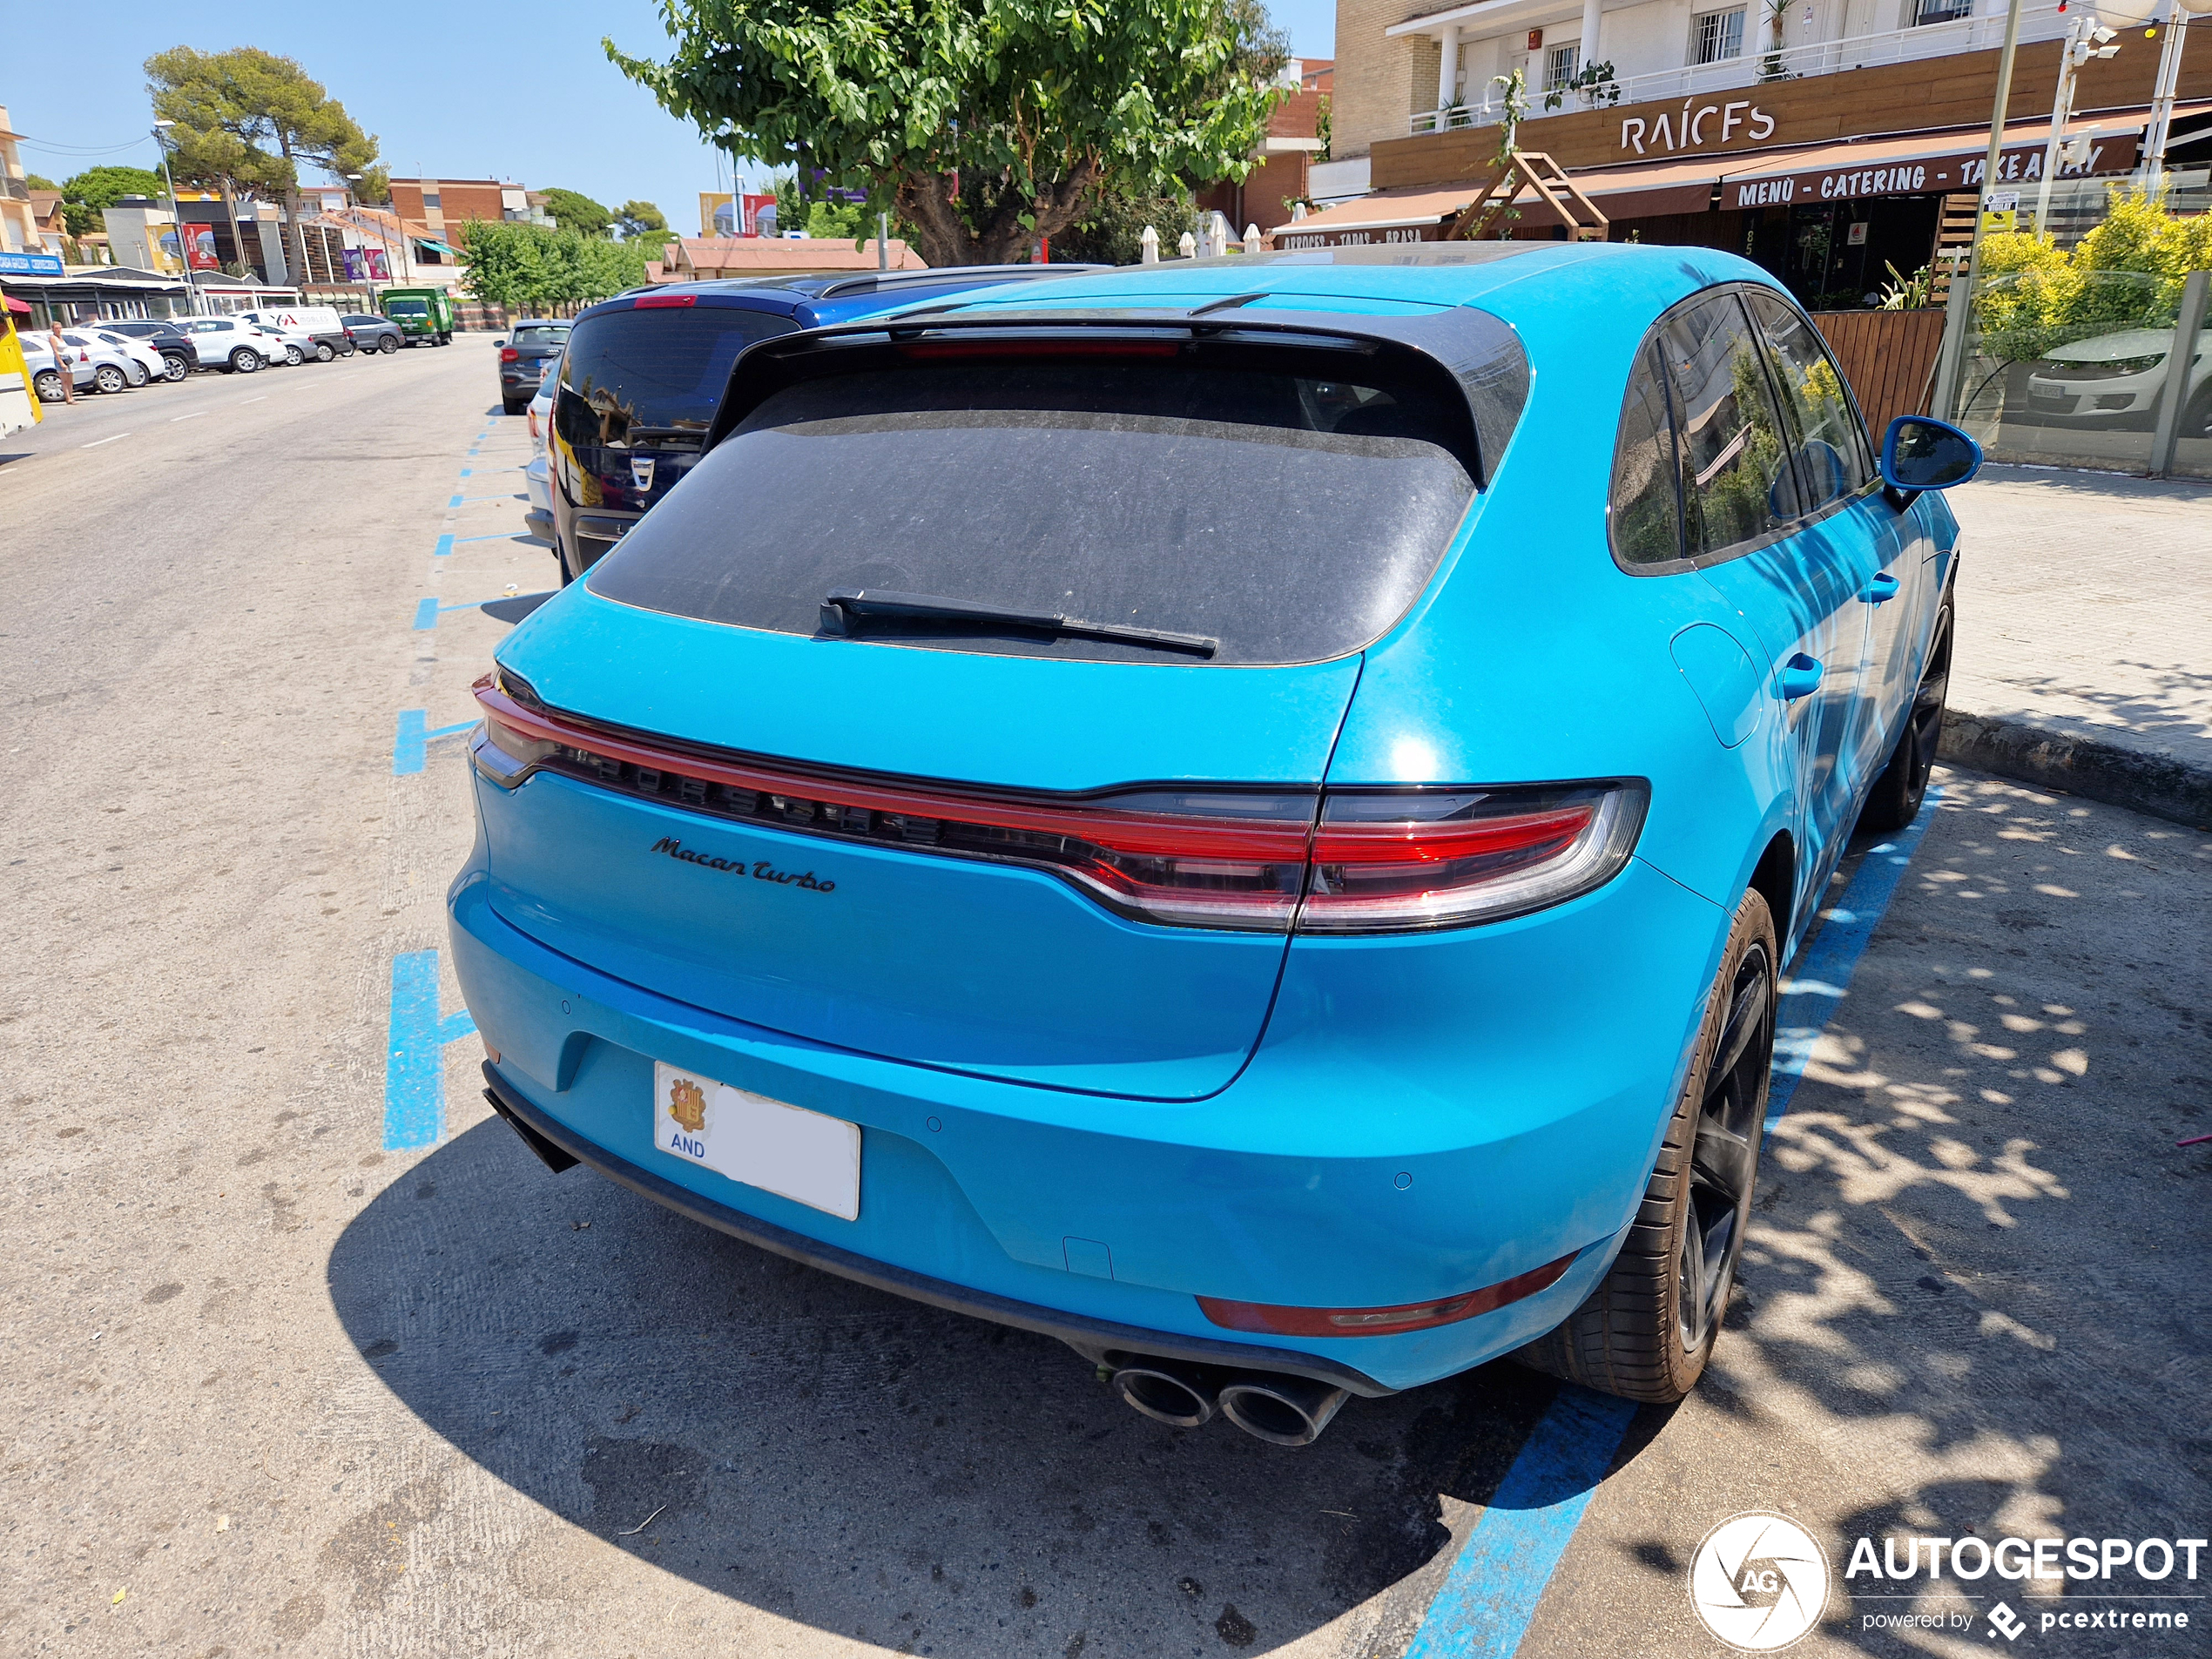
top-left (1811, 307), bottom-right (1947, 439)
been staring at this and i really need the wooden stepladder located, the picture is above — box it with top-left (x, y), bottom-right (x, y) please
top-left (1447, 152), bottom-right (1608, 243)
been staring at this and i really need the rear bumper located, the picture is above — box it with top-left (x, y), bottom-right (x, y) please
top-left (481, 1062), bottom-right (1392, 1396)
top-left (447, 834), bottom-right (1724, 1393)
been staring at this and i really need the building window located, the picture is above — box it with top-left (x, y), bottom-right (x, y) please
top-left (1913, 0), bottom-right (1973, 22)
top-left (1690, 6), bottom-right (1747, 63)
top-left (1547, 43), bottom-right (1581, 91)
top-left (421, 192), bottom-right (442, 211)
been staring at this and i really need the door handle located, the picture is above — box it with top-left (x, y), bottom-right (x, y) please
top-left (1861, 571), bottom-right (1900, 604)
top-left (1779, 653), bottom-right (1824, 700)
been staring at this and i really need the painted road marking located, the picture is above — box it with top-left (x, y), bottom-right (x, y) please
top-left (1402, 1389), bottom-right (1641, 1659)
top-left (1396, 786), bottom-right (1945, 1658)
top-left (81, 432), bottom-right (132, 448)
top-left (384, 949), bottom-right (478, 1150)
top-left (412, 597), bottom-right (497, 631)
top-left (433, 533), bottom-right (455, 557)
top-left (450, 494), bottom-right (521, 505)
top-left (1766, 785), bottom-right (1945, 1132)
top-left (171, 410), bottom-right (207, 422)
top-left (392, 709), bottom-right (477, 775)
top-left (243, 395), bottom-right (266, 403)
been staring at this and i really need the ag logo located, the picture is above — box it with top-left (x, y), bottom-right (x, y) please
top-left (1689, 1513), bottom-right (1830, 1651)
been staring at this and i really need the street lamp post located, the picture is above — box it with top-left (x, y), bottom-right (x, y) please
top-left (151, 119), bottom-right (199, 318)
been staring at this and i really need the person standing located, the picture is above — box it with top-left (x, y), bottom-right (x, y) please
top-left (44, 320), bottom-right (76, 404)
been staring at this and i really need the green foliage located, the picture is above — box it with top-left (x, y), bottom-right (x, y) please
top-left (458, 219), bottom-right (651, 309)
top-left (613, 199), bottom-right (668, 240)
top-left (146, 46), bottom-right (378, 279)
top-left (543, 187), bottom-right (614, 236)
top-left (26, 173), bottom-right (57, 191)
top-left (1973, 187), bottom-right (2212, 361)
top-left (1491, 69), bottom-right (1528, 165)
top-left (1696, 347), bottom-right (1787, 549)
top-left (1876, 260), bottom-right (1934, 311)
top-left (1053, 179), bottom-right (1197, 265)
top-left (607, 0), bottom-right (1285, 268)
top-left (57, 165), bottom-right (169, 235)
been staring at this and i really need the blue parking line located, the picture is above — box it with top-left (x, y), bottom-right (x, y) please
top-left (452, 531), bottom-right (523, 544)
top-left (1403, 1389), bottom-right (1640, 1659)
top-left (433, 533), bottom-right (455, 557)
top-left (383, 949), bottom-right (478, 1150)
top-left (392, 709), bottom-right (478, 774)
top-left (412, 597), bottom-right (491, 631)
top-left (1397, 786), bottom-right (1945, 1658)
top-left (1766, 786), bottom-right (1944, 1132)
top-left (448, 494), bottom-right (463, 508)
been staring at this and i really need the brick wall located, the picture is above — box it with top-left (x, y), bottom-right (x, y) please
top-left (1333, 0), bottom-right (1441, 160)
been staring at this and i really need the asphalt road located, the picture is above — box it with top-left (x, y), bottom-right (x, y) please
top-left (2, 335), bottom-right (2205, 1658)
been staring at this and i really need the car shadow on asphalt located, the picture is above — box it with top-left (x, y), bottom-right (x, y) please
top-left (325, 1113), bottom-right (1611, 1655)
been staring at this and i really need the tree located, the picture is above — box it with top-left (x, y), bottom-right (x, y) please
top-left (145, 48), bottom-right (380, 288)
top-left (25, 173), bottom-right (57, 191)
top-left (543, 188), bottom-right (613, 237)
top-left (57, 165), bottom-right (170, 236)
top-left (613, 199), bottom-right (667, 240)
top-left (609, 0), bottom-right (1285, 268)
top-left (459, 219), bottom-right (651, 310)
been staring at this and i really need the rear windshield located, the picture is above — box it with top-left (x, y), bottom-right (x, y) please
top-left (585, 354), bottom-right (1478, 665)
top-left (556, 307), bottom-right (798, 442)
top-left (513, 323), bottom-right (570, 347)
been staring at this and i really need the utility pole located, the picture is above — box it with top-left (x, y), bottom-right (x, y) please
top-left (151, 119), bottom-right (199, 317)
top-left (1932, 0), bottom-right (2025, 425)
top-left (2141, 4), bottom-right (2195, 190)
top-left (2034, 14), bottom-right (2120, 234)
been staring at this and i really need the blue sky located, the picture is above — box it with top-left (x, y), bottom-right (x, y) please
top-left (8, 2), bottom-right (1335, 241)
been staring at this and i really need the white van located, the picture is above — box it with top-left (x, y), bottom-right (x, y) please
top-left (239, 306), bottom-right (353, 361)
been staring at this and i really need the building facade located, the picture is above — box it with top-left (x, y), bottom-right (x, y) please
top-left (0, 106), bottom-right (46, 259)
top-left (1298, 0), bottom-right (2212, 305)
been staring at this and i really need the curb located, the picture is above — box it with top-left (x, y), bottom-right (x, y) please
top-left (1939, 710), bottom-right (2212, 832)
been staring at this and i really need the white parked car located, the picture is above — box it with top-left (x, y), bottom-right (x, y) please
top-left (174, 316), bottom-right (287, 374)
top-left (21, 331), bottom-right (141, 396)
top-left (524, 350), bottom-right (558, 543)
top-left (2025, 327), bottom-right (2212, 435)
top-left (84, 329), bottom-right (172, 388)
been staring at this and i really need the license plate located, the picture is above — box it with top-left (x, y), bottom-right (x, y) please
top-left (652, 1061), bottom-right (860, 1221)
top-left (2029, 387), bottom-right (2067, 404)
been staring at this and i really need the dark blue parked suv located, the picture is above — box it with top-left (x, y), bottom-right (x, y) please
top-left (547, 266), bottom-right (1104, 585)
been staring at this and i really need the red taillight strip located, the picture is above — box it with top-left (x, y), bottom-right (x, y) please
top-left (1312, 805), bottom-right (1594, 865)
top-left (1195, 1250), bottom-right (1581, 1339)
top-left (632, 293), bottom-right (698, 307)
top-left (894, 338), bottom-right (1181, 361)
top-left (474, 678), bottom-right (1313, 861)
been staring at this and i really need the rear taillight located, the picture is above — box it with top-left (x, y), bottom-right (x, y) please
top-left (500, 347), bottom-right (520, 362)
top-left (469, 678), bottom-right (1644, 934)
top-left (1197, 1251), bottom-right (1581, 1338)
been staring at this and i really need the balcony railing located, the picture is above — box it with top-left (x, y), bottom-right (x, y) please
top-left (1409, 0), bottom-right (2070, 134)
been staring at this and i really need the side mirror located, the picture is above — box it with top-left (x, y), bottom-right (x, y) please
top-left (1882, 415), bottom-right (1981, 494)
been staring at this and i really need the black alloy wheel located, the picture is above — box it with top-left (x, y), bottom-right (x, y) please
top-left (1516, 887), bottom-right (1778, 1403)
top-left (379, 334), bottom-right (400, 354)
top-left (1859, 593), bottom-right (1952, 833)
top-left (1676, 941), bottom-right (1773, 1358)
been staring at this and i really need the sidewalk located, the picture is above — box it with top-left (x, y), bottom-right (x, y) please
top-left (1940, 463), bottom-right (2212, 829)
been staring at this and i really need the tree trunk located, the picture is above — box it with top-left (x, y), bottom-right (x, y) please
top-left (894, 160), bottom-right (1102, 269)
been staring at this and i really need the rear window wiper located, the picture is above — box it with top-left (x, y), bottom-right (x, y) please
top-left (819, 589), bottom-right (1217, 658)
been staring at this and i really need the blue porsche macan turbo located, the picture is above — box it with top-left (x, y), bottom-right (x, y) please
top-left (448, 243), bottom-right (1981, 1447)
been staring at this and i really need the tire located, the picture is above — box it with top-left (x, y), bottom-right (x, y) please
top-left (231, 348), bottom-right (260, 374)
top-left (283, 344), bottom-right (305, 367)
top-left (1516, 887), bottom-right (1777, 1404)
top-left (502, 397), bottom-right (525, 415)
top-left (1859, 588), bottom-right (1953, 833)
top-left (2183, 384), bottom-right (2212, 442)
top-left (314, 342), bottom-right (334, 362)
top-left (379, 334), bottom-right (399, 354)
top-left (32, 369), bottom-right (63, 402)
top-left (93, 364), bottom-right (127, 395)
top-left (124, 361), bottom-right (148, 388)
top-left (161, 352), bottom-right (188, 382)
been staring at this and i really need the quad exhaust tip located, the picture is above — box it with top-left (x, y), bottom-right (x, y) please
top-left (1109, 1359), bottom-right (1350, 1446)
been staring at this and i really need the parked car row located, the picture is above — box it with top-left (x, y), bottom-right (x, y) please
top-left (24, 305), bottom-right (424, 403)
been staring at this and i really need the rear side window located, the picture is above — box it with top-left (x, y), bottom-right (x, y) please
top-left (556, 307), bottom-right (798, 444)
top-left (1659, 293), bottom-right (1800, 560)
top-left (1609, 342), bottom-right (1683, 566)
top-left (586, 351), bottom-right (1479, 665)
top-left (1743, 290), bottom-right (1874, 509)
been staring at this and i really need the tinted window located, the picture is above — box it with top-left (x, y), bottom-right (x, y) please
top-left (556, 307), bottom-right (798, 442)
top-left (588, 354), bottom-right (1477, 665)
top-left (512, 323), bottom-right (570, 348)
top-left (1659, 293), bottom-right (1800, 560)
top-left (1743, 290), bottom-right (1874, 509)
top-left (1609, 341), bottom-right (1683, 566)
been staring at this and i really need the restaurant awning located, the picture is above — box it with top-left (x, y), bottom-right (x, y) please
top-left (1270, 183), bottom-right (1487, 248)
